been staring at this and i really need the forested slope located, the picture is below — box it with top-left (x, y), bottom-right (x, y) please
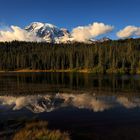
top-left (0, 38), bottom-right (140, 73)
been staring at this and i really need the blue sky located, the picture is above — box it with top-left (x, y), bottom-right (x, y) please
top-left (0, 0), bottom-right (140, 39)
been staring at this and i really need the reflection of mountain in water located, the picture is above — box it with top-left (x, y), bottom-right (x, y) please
top-left (0, 93), bottom-right (140, 113)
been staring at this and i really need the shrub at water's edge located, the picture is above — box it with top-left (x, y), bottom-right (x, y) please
top-left (13, 121), bottom-right (70, 140)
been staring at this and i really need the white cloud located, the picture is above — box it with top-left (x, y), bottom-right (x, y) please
top-left (71, 22), bottom-right (114, 42)
top-left (135, 28), bottom-right (140, 36)
top-left (0, 25), bottom-right (42, 42)
top-left (117, 25), bottom-right (140, 38)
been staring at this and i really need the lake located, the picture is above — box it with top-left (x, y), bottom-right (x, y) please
top-left (0, 72), bottom-right (140, 140)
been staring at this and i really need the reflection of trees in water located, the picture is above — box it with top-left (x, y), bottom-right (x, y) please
top-left (0, 73), bottom-right (139, 95)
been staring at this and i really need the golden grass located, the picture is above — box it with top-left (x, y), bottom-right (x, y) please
top-left (13, 121), bottom-right (70, 140)
top-left (0, 68), bottom-right (139, 74)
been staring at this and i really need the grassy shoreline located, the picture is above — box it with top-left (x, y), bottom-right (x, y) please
top-left (0, 68), bottom-right (140, 74)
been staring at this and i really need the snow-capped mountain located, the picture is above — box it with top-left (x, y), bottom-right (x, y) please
top-left (90, 37), bottom-right (111, 43)
top-left (97, 37), bottom-right (111, 42)
top-left (25, 22), bottom-right (111, 43)
top-left (25, 22), bottom-right (71, 43)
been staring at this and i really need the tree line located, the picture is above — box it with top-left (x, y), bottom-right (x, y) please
top-left (0, 38), bottom-right (140, 73)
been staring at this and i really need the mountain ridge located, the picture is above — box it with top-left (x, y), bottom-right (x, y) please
top-left (25, 22), bottom-right (72, 43)
top-left (25, 22), bottom-right (111, 43)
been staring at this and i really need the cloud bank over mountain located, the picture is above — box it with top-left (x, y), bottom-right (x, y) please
top-left (0, 22), bottom-right (114, 43)
top-left (71, 22), bottom-right (114, 42)
top-left (0, 25), bottom-right (42, 42)
top-left (1, 22), bottom-right (140, 42)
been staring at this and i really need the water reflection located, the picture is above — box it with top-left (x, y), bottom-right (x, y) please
top-left (1, 93), bottom-right (140, 113)
top-left (0, 73), bottom-right (140, 140)
top-left (0, 73), bottom-right (139, 95)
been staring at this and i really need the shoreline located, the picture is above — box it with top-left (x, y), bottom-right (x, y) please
top-left (0, 69), bottom-right (139, 74)
top-left (0, 69), bottom-right (91, 73)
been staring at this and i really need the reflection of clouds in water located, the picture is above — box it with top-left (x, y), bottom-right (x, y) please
top-left (60, 94), bottom-right (112, 112)
top-left (0, 95), bottom-right (59, 113)
top-left (0, 96), bottom-right (31, 110)
top-left (117, 97), bottom-right (140, 109)
top-left (0, 94), bottom-right (140, 113)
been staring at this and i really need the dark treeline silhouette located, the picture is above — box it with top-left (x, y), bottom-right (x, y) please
top-left (0, 38), bottom-right (140, 73)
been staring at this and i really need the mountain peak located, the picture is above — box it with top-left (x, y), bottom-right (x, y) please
top-left (25, 22), bottom-right (44, 30)
top-left (25, 22), bottom-right (71, 43)
top-left (25, 22), bottom-right (58, 31)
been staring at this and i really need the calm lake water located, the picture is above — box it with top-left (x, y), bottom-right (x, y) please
top-left (0, 72), bottom-right (140, 140)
